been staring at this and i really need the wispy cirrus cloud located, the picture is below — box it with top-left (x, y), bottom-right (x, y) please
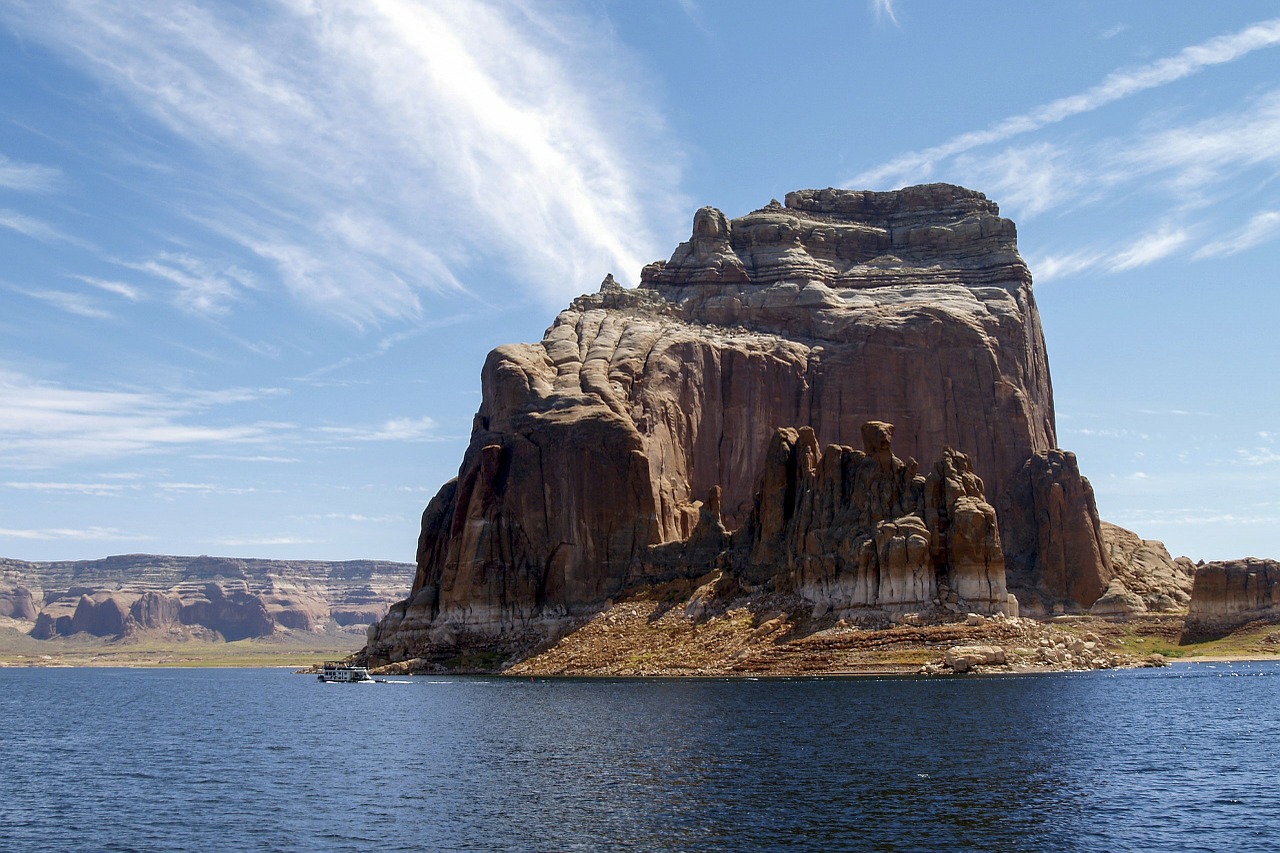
top-left (15, 288), bottom-right (116, 320)
top-left (1028, 222), bottom-right (1192, 281)
top-left (871, 0), bottom-right (900, 26)
top-left (0, 368), bottom-right (282, 466)
top-left (849, 17), bottom-right (1280, 188)
top-left (0, 525), bottom-right (142, 541)
top-left (1107, 223), bottom-right (1192, 272)
top-left (315, 416), bottom-right (441, 442)
top-left (0, 207), bottom-right (91, 247)
top-left (0, 154), bottom-right (62, 192)
top-left (120, 252), bottom-right (255, 317)
top-left (849, 18), bottom-right (1280, 284)
top-left (2, 481), bottom-right (134, 497)
top-left (71, 275), bottom-right (145, 302)
top-left (0, 0), bottom-right (686, 322)
top-left (1195, 210), bottom-right (1280, 258)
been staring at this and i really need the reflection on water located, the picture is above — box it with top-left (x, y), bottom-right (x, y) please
top-left (2, 662), bottom-right (1278, 851)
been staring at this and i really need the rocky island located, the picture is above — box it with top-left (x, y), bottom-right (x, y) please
top-left (358, 183), bottom-right (1259, 676)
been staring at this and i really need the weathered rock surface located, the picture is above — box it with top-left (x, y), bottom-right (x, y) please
top-left (2, 554), bottom-right (411, 641)
top-left (738, 422), bottom-right (1010, 615)
top-left (1004, 449), bottom-right (1111, 613)
top-left (1184, 558), bottom-right (1280, 639)
top-left (0, 584), bottom-right (39, 620)
top-left (1091, 523), bottom-right (1195, 615)
top-left (365, 184), bottom-right (1113, 667)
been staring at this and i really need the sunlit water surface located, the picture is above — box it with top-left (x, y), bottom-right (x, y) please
top-left (2, 662), bottom-right (1278, 851)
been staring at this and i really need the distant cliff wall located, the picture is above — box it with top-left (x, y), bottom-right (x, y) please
top-left (3, 554), bottom-right (411, 641)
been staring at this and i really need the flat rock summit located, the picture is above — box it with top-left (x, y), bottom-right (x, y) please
top-left (362, 184), bottom-right (1200, 669)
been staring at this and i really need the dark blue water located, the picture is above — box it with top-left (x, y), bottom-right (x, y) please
top-left (2, 663), bottom-right (1277, 852)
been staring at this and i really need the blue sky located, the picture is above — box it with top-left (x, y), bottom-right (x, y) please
top-left (0, 0), bottom-right (1276, 564)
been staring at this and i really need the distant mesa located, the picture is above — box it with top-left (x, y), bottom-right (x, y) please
top-left (359, 183), bottom-right (1219, 671)
top-left (0, 554), bottom-right (411, 642)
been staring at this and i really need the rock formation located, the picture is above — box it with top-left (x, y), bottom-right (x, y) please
top-left (1183, 558), bottom-right (1280, 639)
top-left (1004, 450), bottom-right (1112, 612)
top-left (738, 422), bottom-right (1011, 615)
top-left (4, 554), bottom-right (411, 641)
top-left (1091, 522), bottom-right (1195, 616)
top-left (364, 184), bottom-right (1114, 667)
top-left (0, 584), bottom-right (39, 620)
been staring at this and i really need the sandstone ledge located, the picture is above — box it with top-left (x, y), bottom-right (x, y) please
top-left (375, 574), bottom-right (1180, 678)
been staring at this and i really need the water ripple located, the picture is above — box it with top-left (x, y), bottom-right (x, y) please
top-left (2, 663), bottom-right (1279, 851)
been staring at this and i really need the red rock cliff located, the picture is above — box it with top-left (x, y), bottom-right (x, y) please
top-left (364, 184), bottom-right (1110, 665)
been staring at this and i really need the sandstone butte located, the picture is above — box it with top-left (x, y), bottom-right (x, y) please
top-left (360, 184), bottom-right (1215, 673)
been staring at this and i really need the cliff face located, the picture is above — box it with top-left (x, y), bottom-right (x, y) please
top-left (739, 422), bottom-right (1011, 616)
top-left (365, 184), bottom-right (1111, 665)
top-left (1, 554), bottom-right (411, 641)
top-left (1183, 558), bottom-right (1280, 639)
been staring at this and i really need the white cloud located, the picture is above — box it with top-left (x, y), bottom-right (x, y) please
top-left (0, 525), bottom-right (141, 541)
top-left (121, 252), bottom-right (255, 317)
top-left (1030, 223), bottom-right (1190, 279)
top-left (1026, 250), bottom-right (1105, 283)
top-left (0, 207), bottom-right (90, 246)
top-left (849, 17), bottom-right (1280, 188)
top-left (155, 482), bottom-right (258, 495)
top-left (18, 289), bottom-right (115, 320)
top-left (0, 368), bottom-right (284, 467)
top-left (212, 535), bottom-right (316, 547)
top-left (3, 481), bottom-right (134, 497)
top-left (316, 416), bottom-right (441, 442)
top-left (1239, 447), bottom-right (1280, 466)
top-left (0, 154), bottom-right (62, 192)
top-left (71, 275), bottom-right (145, 301)
top-left (871, 0), bottom-right (899, 26)
top-left (1114, 508), bottom-right (1280, 527)
top-left (0, 0), bottom-right (685, 319)
top-left (1118, 91), bottom-right (1280, 189)
top-left (1194, 210), bottom-right (1280, 258)
top-left (1107, 223), bottom-right (1191, 271)
top-left (952, 142), bottom-right (1086, 218)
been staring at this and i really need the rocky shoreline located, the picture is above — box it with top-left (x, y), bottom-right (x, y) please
top-left (368, 573), bottom-right (1267, 679)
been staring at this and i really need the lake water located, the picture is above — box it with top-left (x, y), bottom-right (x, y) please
top-left (2, 662), bottom-right (1278, 852)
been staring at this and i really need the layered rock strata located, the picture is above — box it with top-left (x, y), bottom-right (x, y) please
top-left (1183, 558), bottom-right (1280, 639)
top-left (365, 184), bottom-right (1112, 666)
top-left (2, 554), bottom-right (411, 641)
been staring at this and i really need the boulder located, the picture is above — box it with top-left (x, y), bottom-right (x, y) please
top-left (944, 644), bottom-right (1007, 672)
top-left (1089, 579), bottom-right (1148, 616)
